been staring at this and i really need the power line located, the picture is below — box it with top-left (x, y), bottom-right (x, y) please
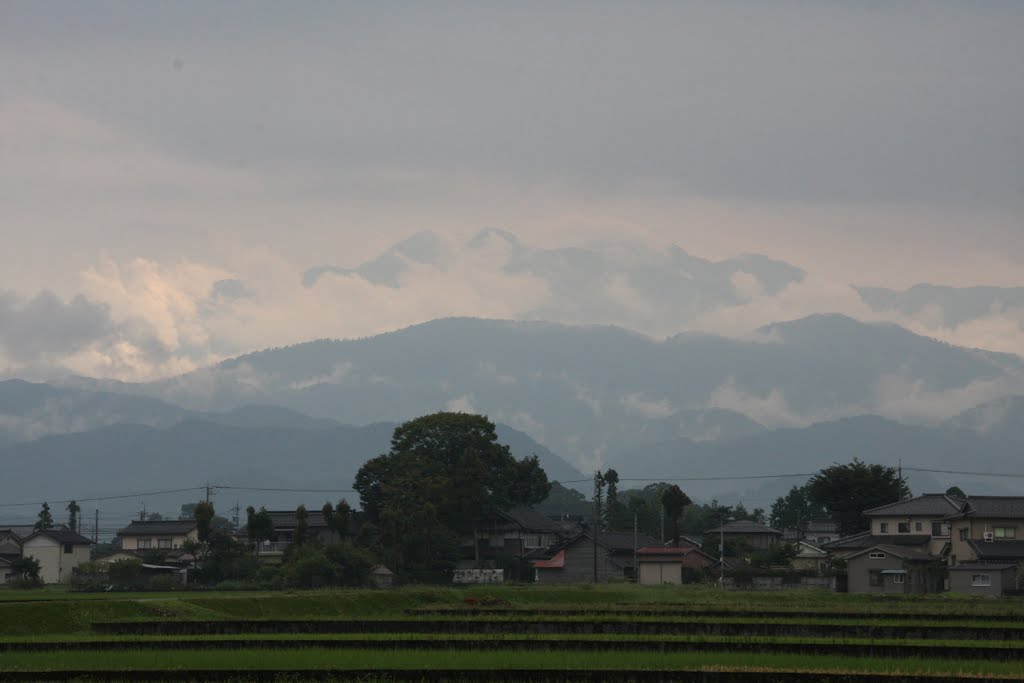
top-left (0, 486), bottom-right (206, 509)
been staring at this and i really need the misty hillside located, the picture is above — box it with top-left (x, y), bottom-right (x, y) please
top-left (606, 414), bottom-right (1024, 501)
top-left (0, 414), bottom-right (584, 514)
top-left (79, 313), bottom-right (1024, 468)
top-left (943, 395), bottom-right (1024, 447)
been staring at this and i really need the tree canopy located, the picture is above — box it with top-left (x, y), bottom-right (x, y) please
top-left (353, 412), bottom-right (550, 572)
top-left (807, 459), bottom-right (910, 536)
top-left (769, 484), bottom-right (828, 530)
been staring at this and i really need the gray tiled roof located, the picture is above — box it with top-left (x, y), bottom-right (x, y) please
top-left (26, 529), bottom-right (92, 545)
top-left (967, 540), bottom-right (1024, 560)
top-left (705, 520), bottom-right (781, 535)
top-left (118, 520), bottom-right (198, 536)
top-left (863, 494), bottom-right (964, 517)
top-left (821, 532), bottom-right (931, 551)
top-left (266, 510), bottom-right (331, 529)
top-left (955, 497), bottom-right (1024, 520)
top-left (0, 524), bottom-right (66, 540)
top-left (577, 531), bottom-right (659, 552)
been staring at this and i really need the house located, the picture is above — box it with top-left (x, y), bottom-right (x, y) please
top-left (20, 529), bottom-right (92, 584)
top-left (0, 556), bottom-right (13, 584)
top-left (791, 541), bottom-right (830, 575)
top-left (464, 506), bottom-right (567, 568)
top-left (820, 530), bottom-right (932, 560)
top-left (117, 520), bottom-right (199, 551)
top-left (635, 545), bottom-right (715, 584)
top-left (845, 545), bottom-right (945, 595)
top-left (948, 562), bottom-right (1018, 596)
top-left (862, 493), bottom-right (961, 557)
top-left (533, 531), bottom-right (658, 583)
top-left (704, 520), bottom-right (781, 551)
top-left (0, 529), bottom-right (22, 561)
top-left (782, 521), bottom-right (838, 546)
top-left (945, 497), bottom-right (1024, 568)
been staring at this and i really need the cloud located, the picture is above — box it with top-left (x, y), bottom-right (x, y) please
top-left (872, 373), bottom-right (1024, 425)
top-left (0, 290), bottom-right (114, 363)
top-left (708, 378), bottom-right (807, 428)
top-left (621, 393), bottom-right (675, 420)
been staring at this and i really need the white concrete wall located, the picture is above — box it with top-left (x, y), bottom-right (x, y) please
top-left (22, 538), bottom-right (91, 584)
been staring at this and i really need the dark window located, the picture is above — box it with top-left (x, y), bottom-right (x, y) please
top-left (897, 522), bottom-right (910, 533)
top-left (915, 522), bottom-right (923, 532)
top-left (869, 570), bottom-right (883, 587)
top-left (879, 522), bottom-right (889, 533)
top-left (158, 538), bottom-right (172, 549)
top-left (932, 522), bottom-right (945, 537)
top-left (959, 528), bottom-right (968, 541)
top-left (63, 543), bottom-right (74, 554)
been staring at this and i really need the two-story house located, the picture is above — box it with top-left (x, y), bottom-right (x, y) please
top-left (946, 497), bottom-right (1024, 568)
top-left (861, 493), bottom-right (962, 557)
top-left (21, 529), bottom-right (93, 583)
top-left (117, 520), bottom-right (199, 551)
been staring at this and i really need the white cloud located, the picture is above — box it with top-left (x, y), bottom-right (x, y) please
top-left (621, 393), bottom-right (675, 420)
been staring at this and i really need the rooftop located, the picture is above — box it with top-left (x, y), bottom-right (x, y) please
top-left (949, 562), bottom-right (1018, 571)
top-left (118, 520), bottom-right (198, 536)
top-left (967, 540), bottom-right (1024, 560)
top-left (848, 544), bottom-right (938, 562)
top-left (863, 494), bottom-right (964, 517)
top-left (705, 520), bottom-right (781, 535)
top-left (820, 532), bottom-right (931, 551)
top-left (25, 529), bottom-right (92, 545)
top-left (497, 506), bottom-right (565, 533)
top-left (952, 497), bottom-right (1024, 520)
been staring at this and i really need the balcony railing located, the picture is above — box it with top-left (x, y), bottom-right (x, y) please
top-left (253, 541), bottom-right (290, 554)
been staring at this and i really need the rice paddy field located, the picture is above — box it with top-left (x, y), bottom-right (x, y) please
top-left (2, 584), bottom-right (1024, 681)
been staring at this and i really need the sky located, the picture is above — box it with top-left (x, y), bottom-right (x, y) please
top-left (2, 1), bottom-right (1023, 381)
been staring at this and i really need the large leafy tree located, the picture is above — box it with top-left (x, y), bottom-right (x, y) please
top-left (354, 412), bottom-right (550, 572)
top-left (807, 459), bottom-right (910, 536)
top-left (770, 484), bottom-right (828, 530)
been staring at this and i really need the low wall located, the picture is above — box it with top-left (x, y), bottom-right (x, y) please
top-left (721, 576), bottom-right (835, 591)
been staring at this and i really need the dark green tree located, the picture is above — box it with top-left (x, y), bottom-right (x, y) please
top-left (602, 469), bottom-right (628, 531)
top-left (807, 459), bottom-right (910, 536)
top-left (194, 501), bottom-right (216, 543)
top-left (66, 500), bottom-right (81, 533)
top-left (34, 502), bottom-right (54, 531)
top-left (770, 484), bottom-right (828, 530)
top-left (246, 506), bottom-right (275, 547)
top-left (10, 556), bottom-right (41, 583)
top-left (660, 485), bottom-right (692, 546)
top-left (354, 412), bottom-right (550, 573)
top-left (322, 499), bottom-right (351, 541)
top-left (294, 505), bottom-right (309, 547)
top-left (945, 486), bottom-right (967, 499)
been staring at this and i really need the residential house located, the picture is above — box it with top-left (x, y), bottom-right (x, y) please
top-left (791, 541), bottom-right (830, 575)
top-left (21, 529), bottom-right (92, 584)
top-left (464, 506), bottom-right (567, 568)
top-left (533, 531), bottom-right (658, 583)
top-left (0, 556), bottom-right (13, 584)
top-left (946, 497), bottom-right (1024, 569)
top-left (820, 530), bottom-right (932, 560)
top-left (845, 545), bottom-right (944, 595)
top-left (117, 520), bottom-right (199, 552)
top-left (0, 529), bottom-right (22, 561)
top-left (862, 493), bottom-right (961, 557)
top-left (635, 545), bottom-right (715, 585)
top-left (704, 520), bottom-right (781, 551)
top-left (948, 563), bottom-right (1018, 597)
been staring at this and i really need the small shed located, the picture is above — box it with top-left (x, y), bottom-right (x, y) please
top-left (371, 564), bottom-right (395, 588)
top-left (949, 563), bottom-right (1017, 597)
top-left (636, 546), bottom-right (715, 585)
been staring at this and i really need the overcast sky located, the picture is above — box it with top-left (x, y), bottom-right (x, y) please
top-left (2, 1), bottom-right (1023, 380)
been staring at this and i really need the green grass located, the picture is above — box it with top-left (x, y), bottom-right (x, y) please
top-left (4, 647), bottom-right (1024, 676)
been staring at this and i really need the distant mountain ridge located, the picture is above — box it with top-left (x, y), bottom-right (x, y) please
top-left (47, 313), bottom-right (1024, 469)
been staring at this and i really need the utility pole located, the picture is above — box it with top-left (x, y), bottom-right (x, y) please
top-left (94, 509), bottom-right (99, 545)
top-left (139, 503), bottom-right (147, 522)
top-left (719, 515), bottom-right (725, 587)
top-left (633, 512), bottom-right (639, 584)
top-left (205, 481), bottom-right (212, 503)
top-left (592, 471), bottom-right (601, 583)
top-left (230, 501), bottom-right (241, 530)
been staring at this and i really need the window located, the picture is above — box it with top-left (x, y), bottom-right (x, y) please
top-left (158, 538), bottom-right (172, 549)
top-left (869, 551), bottom-right (886, 559)
top-left (932, 522), bottom-right (947, 537)
top-left (137, 539), bottom-right (152, 549)
top-left (869, 570), bottom-right (883, 587)
top-left (972, 574), bottom-right (992, 587)
top-left (915, 522), bottom-right (923, 532)
top-left (879, 523), bottom-right (889, 534)
top-left (63, 543), bottom-right (74, 554)
top-left (959, 528), bottom-right (969, 541)
top-left (893, 574), bottom-right (905, 584)
top-left (993, 527), bottom-right (1016, 539)
top-left (897, 522), bottom-right (911, 533)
